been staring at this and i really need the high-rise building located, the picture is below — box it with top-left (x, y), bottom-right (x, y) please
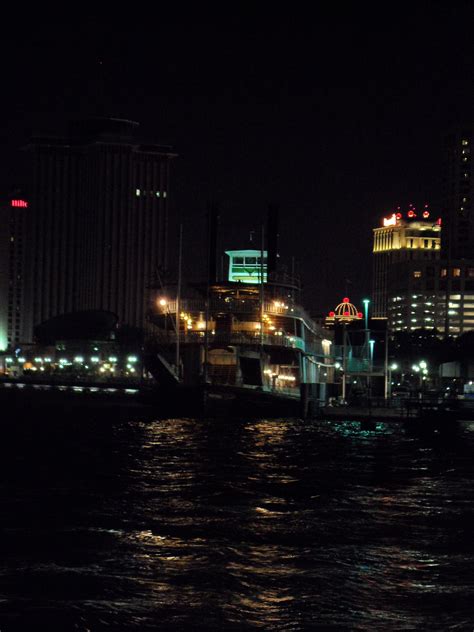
top-left (25, 118), bottom-right (176, 338)
top-left (372, 208), bottom-right (474, 336)
top-left (0, 193), bottom-right (29, 350)
top-left (443, 131), bottom-right (474, 260)
top-left (373, 207), bottom-right (442, 324)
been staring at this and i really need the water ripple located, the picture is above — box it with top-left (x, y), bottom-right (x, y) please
top-left (0, 417), bottom-right (473, 629)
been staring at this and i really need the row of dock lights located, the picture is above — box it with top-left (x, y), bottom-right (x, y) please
top-left (3, 355), bottom-right (139, 374)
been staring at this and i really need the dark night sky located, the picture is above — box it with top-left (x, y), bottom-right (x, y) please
top-left (1, 7), bottom-right (473, 315)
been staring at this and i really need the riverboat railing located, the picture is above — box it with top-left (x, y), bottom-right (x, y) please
top-left (147, 330), bottom-right (308, 352)
top-left (160, 298), bottom-right (315, 326)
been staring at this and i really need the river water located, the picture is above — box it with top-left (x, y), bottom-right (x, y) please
top-left (1, 415), bottom-right (474, 630)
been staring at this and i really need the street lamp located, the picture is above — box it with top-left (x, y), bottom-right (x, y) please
top-left (412, 361), bottom-right (428, 397)
top-left (362, 298), bottom-right (370, 330)
top-left (388, 362), bottom-right (398, 399)
top-left (369, 339), bottom-right (375, 371)
top-left (362, 299), bottom-right (371, 397)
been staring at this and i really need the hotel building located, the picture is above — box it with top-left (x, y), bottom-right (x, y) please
top-left (24, 118), bottom-right (176, 337)
top-left (372, 208), bottom-right (474, 336)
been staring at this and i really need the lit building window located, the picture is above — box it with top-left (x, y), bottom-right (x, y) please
top-left (163, 191), bottom-right (167, 198)
top-left (136, 189), bottom-right (141, 196)
top-left (453, 268), bottom-right (461, 277)
top-left (413, 271), bottom-right (422, 278)
top-left (156, 191), bottom-right (161, 197)
top-left (462, 139), bottom-right (469, 146)
top-left (440, 268), bottom-right (447, 277)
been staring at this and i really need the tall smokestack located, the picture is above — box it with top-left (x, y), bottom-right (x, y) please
top-left (207, 202), bottom-right (219, 284)
top-left (267, 204), bottom-right (279, 278)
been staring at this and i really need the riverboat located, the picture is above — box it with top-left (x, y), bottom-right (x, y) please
top-left (145, 248), bottom-right (335, 417)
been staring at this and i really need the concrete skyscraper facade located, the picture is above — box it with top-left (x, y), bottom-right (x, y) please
top-left (25, 118), bottom-right (176, 338)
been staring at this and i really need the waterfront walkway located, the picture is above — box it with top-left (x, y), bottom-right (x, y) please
top-left (320, 398), bottom-right (474, 423)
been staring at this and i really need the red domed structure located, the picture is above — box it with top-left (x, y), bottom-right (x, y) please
top-left (326, 298), bottom-right (363, 323)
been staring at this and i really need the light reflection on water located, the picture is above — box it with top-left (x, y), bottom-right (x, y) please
top-left (0, 416), bottom-right (473, 629)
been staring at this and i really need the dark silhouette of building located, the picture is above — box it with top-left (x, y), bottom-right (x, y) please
top-left (0, 192), bottom-right (29, 349)
top-left (24, 118), bottom-right (176, 339)
top-left (443, 131), bottom-right (474, 260)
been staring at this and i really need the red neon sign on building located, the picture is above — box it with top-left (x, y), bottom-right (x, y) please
top-left (11, 199), bottom-right (28, 208)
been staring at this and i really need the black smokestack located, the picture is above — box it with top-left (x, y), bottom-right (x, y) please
top-left (267, 204), bottom-right (279, 277)
top-left (207, 202), bottom-right (219, 284)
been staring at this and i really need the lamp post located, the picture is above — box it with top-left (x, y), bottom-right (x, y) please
top-left (362, 299), bottom-right (370, 396)
top-left (388, 362), bottom-right (398, 399)
top-left (342, 322), bottom-right (348, 402)
top-left (412, 361), bottom-right (428, 399)
top-left (158, 297), bottom-right (168, 333)
top-left (369, 339), bottom-right (375, 371)
top-left (368, 339), bottom-right (375, 398)
top-left (419, 360), bottom-right (428, 398)
top-left (362, 298), bottom-right (370, 330)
